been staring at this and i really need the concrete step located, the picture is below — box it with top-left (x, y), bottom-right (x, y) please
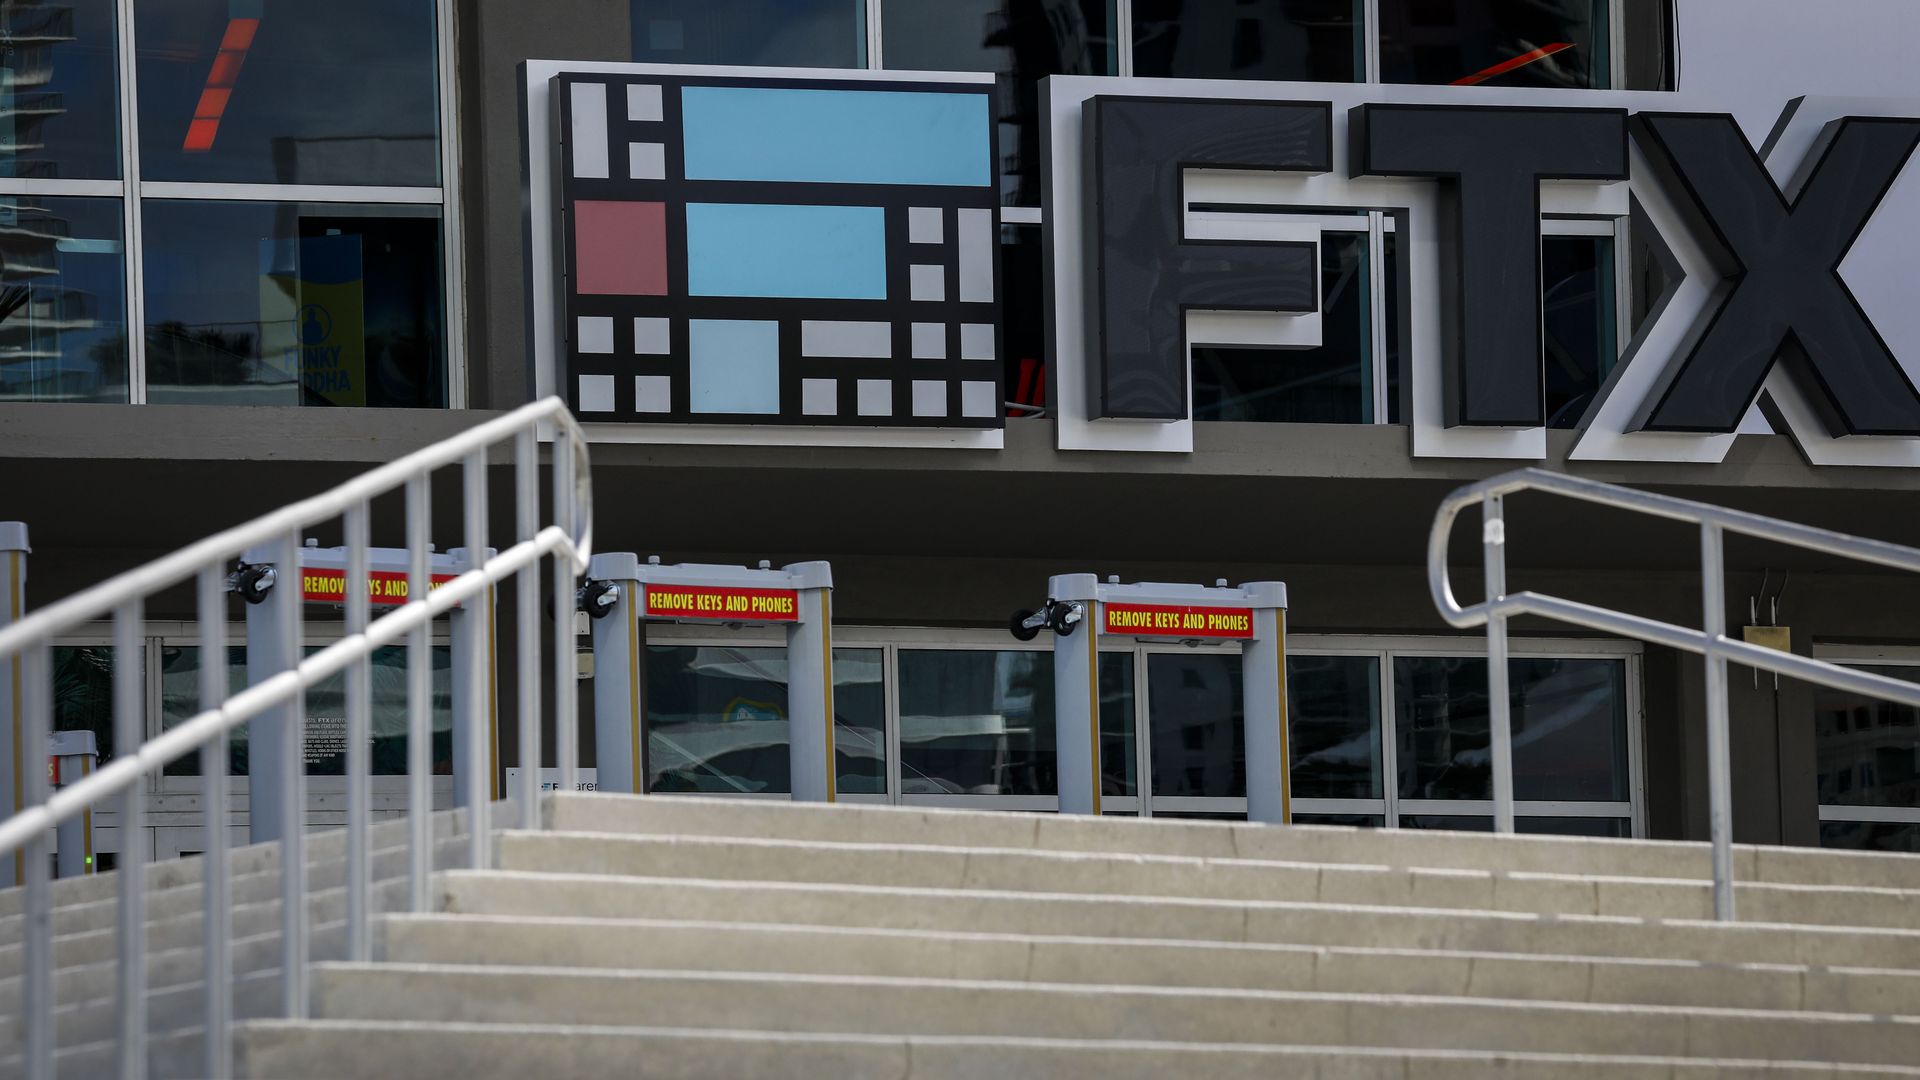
top-left (0, 833), bottom-right (470, 942)
top-left (440, 869), bottom-right (1920, 970)
top-left (305, 962), bottom-right (1920, 1066)
top-left (546, 793), bottom-right (1920, 890)
top-left (0, 804), bottom-right (483, 922)
top-left (229, 1019), bottom-right (1920, 1080)
top-left (380, 912), bottom-right (1920, 1016)
top-left (496, 829), bottom-right (1920, 928)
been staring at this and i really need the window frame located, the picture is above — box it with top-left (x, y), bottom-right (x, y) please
top-left (639, 622), bottom-right (1647, 834)
top-left (0, 0), bottom-right (464, 408)
top-left (1809, 644), bottom-right (1920, 836)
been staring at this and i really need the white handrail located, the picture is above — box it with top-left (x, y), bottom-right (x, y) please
top-left (1429, 467), bottom-right (1920, 922)
top-left (0, 397), bottom-right (593, 1079)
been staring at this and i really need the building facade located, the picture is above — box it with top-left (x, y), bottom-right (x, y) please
top-left (3, 0), bottom-right (1918, 864)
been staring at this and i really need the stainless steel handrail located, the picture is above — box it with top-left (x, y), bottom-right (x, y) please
top-left (0, 397), bottom-right (592, 1078)
top-left (1429, 467), bottom-right (1920, 921)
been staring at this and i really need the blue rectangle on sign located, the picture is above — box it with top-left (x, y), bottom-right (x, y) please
top-left (681, 86), bottom-right (990, 187)
top-left (686, 202), bottom-right (887, 299)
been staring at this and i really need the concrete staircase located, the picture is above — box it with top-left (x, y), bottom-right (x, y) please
top-left (9, 795), bottom-right (1920, 1077)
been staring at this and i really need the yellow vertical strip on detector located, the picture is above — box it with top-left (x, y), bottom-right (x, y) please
top-left (822, 591), bottom-right (837, 802)
top-left (1088, 602), bottom-right (1101, 816)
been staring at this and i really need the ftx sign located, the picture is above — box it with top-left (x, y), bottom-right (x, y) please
top-left (1043, 79), bottom-right (1920, 466)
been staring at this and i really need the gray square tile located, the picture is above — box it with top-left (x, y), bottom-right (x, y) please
top-left (911, 322), bottom-right (946, 359)
top-left (912, 380), bottom-right (948, 418)
top-left (577, 316), bottom-right (614, 354)
top-left (961, 380), bottom-right (997, 418)
top-left (856, 379), bottom-right (892, 417)
top-left (633, 317), bottom-right (670, 354)
top-left (909, 206), bottom-right (943, 245)
top-left (633, 374), bottom-right (671, 413)
top-left (960, 322), bottom-right (995, 360)
top-left (578, 374), bottom-right (615, 412)
top-left (910, 264), bottom-right (945, 302)
top-left (802, 378), bottom-right (838, 416)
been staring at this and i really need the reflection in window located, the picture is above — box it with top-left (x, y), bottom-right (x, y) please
top-left (135, 0), bottom-right (440, 186)
top-left (51, 645), bottom-right (114, 760)
top-left (1001, 224), bottom-right (1046, 416)
top-left (0, 0), bottom-right (120, 179)
top-left (1099, 652), bottom-right (1136, 797)
top-left (1394, 656), bottom-right (1629, 802)
top-left (1820, 820), bottom-right (1920, 854)
top-left (882, 0), bottom-right (1114, 207)
top-left (1149, 651), bottom-right (1244, 798)
top-left (1400, 815), bottom-right (1629, 836)
top-left (898, 649), bottom-right (1054, 796)
top-left (1543, 234), bottom-right (1616, 429)
top-left (1378, 0), bottom-right (1610, 89)
top-left (645, 645), bottom-right (885, 794)
top-left (632, 0), bottom-right (865, 69)
top-left (159, 645), bottom-right (454, 777)
top-left (1289, 654), bottom-right (1380, 799)
top-left (0, 195), bottom-right (127, 402)
top-left (141, 201), bottom-right (446, 407)
top-left (1814, 665), bottom-right (1920, 810)
top-left (1293, 813), bottom-right (1384, 827)
top-left (1193, 230), bottom-right (1373, 423)
top-left (1133, 0), bottom-right (1358, 82)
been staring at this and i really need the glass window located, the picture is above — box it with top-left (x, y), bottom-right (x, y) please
top-left (1394, 655), bottom-right (1630, 802)
top-left (1542, 234), bottom-right (1615, 429)
top-left (898, 648), bottom-right (1054, 796)
top-left (1099, 652), bottom-right (1136, 797)
top-left (135, 0), bottom-right (441, 186)
top-left (1401, 814), bottom-right (1629, 836)
top-left (1820, 820), bottom-right (1920, 855)
top-left (644, 644), bottom-right (884, 794)
top-left (0, 195), bottom-right (128, 403)
top-left (52, 644), bottom-right (115, 760)
top-left (1293, 813), bottom-right (1383, 827)
top-left (1192, 230), bottom-right (1373, 423)
top-left (140, 200), bottom-right (446, 407)
top-left (159, 644), bottom-right (454, 777)
top-left (0, 0), bottom-right (121, 179)
top-left (881, 0), bottom-right (1114, 206)
top-left (1002, 224), bottom-right (1044, 416)
top-left (1149, 651), bottom-right (1244, 798)
top-left (632, 0), bottom-right (865, 69)
top-left (1133, 0), bottom-right (1359, 82)
top-left (1289, 653), bottom-right (1381, 799)
top-left (1378, 0), bottom-right (1611, 89)
top-left (1814, 665), bottom-right (1920, 810)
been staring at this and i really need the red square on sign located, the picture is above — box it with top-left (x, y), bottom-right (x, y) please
top-left (574, 200), bottom-right (668, 296)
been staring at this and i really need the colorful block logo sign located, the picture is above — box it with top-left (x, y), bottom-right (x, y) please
top-left (553, 71), bottom-right (1004, 429)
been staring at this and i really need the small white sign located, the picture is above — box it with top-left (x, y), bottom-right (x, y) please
top-left (504, 767), bottom-right (600, 793)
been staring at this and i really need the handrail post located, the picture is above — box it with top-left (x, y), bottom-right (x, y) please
top-left (114, 602), bottom-right (147, 1079)
top-left (274, 531), bottom-right (309, 1020)
top-left (1701, 522), bottom-right (1736, 921)
top-left (460, 451), bottom-right (490, 872)
top-left (405, 476), bottom-right (432, 913)
top-left (515, 429), bottom-right (542, 823)
top-left (1484, 494), bottom-right (1515, 834)
top-left (344, 503), bottom-right (372, 963)
top-left (197, 565), bottom-right (231, 1080)
top-left (23, 644), bottom-right (52, 1080)
top-left (554, 432), bottom-right (579, 798)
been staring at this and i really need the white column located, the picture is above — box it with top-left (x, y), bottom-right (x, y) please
top-left (590, 571), bottom-right (643, 795)
top-left (1051, 574), bottom-right (1102, 816)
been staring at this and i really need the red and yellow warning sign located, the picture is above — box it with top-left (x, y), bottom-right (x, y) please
top-left (302, 569), bottom-right (455, 606)
top-left (1104, 603), bottom-right (1254, 639)
top-left (645, 584), bottom-right (799, 622)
